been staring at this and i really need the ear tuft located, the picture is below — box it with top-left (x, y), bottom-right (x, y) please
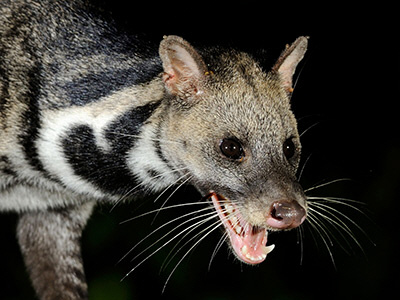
top-left (272, 36), bottom-right (309, 94)
top-left (159, 35), bottom-right (208, 99)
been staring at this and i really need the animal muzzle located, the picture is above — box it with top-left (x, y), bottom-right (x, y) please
top-left (266, 200), bottom-right (306, 230)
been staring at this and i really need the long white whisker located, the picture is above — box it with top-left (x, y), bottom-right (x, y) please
top-left (297, 153), bottom-right (313, 182)
top-left (299, 121), bottom-right (320, 138)
top-left (307, 196), bottom-right (371, 221)
top-left (308, 206), bottom-right (353, 255)
top-left (305, 212), bottom-right (337, 268)
top-left (151, 175), bottom-right (194, 223)
top-left (162, 218), bottom-right (223, 294)
top-left (307, 196), bottom-right (366, 206)
top-left (308, 197), bottom-right (375, 245)
top-left (162, 203), bottom-right (238, 273)
top-left (110, 167), bottom-right (189, 211)
top-left (132, 211), bottom-right (216, 263)
top-left (118, 205), bottom-right (214, 264)
top-left (306, 211), bottom-right (334, 247)
top-left (120, 201), bottom-right (212, 224)
top-left (152, 173), bottom-right (192, 204)
top-left (121, 210), bottom-right (219, 280)
top-left (208, 230), bottom-right (229, 271)
top-left (308, 202), bottom-right (371, 254)
top-left (160, 211), bottom-right (221, 272)
top-left (296, 225), bottom-right (305, 266)
top-left (304, 178), bottom-right (352, 193)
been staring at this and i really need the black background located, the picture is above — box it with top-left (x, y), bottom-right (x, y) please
top-left (1, 1), bottom-right (398, 299)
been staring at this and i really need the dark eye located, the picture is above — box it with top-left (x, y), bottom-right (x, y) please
top-left (283, 138), bottom-right (296, 159)
top-left (220, 138), bottom-right (244, 160)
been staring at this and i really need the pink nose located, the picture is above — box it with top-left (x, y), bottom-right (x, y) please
top-left (266, 200), bottom-right (306, 229)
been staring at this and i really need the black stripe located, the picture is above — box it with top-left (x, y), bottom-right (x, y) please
top-left (62, 102), bottom-right (160, 195)
top-left (62, 125), bottom-right (135, 195)
top-left (0, 48), bottom-right (10, 124)
top-left (0, 6), bottom-right (46, 174)
top-left (0, 156), bottom-right (17, 177)
top-left (154, 117), bottom-right (173, 167)
top-left (105, 101), bottom-right (161, 153)
top-left (18, 62), bottom-right (47, 174)
top-left (74, 285), bottom-right (89, 300)
top-left (71, 266), bottom-right (87, 285)
top-left (64, 59), bottom-right (162, 106)
top-left (63, 282), bottom-right (88, 300)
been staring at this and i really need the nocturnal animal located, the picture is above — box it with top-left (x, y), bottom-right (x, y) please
top-left (0, 0), bottom-right (309, 299)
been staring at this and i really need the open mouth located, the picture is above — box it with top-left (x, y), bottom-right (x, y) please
top-left (210, 192), bottom-right (275, 264)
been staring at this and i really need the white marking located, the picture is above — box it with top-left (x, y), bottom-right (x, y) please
top-left (36, 87), bottom-right (141, 199)
top-left (127, 116), bottom-right (180, 193)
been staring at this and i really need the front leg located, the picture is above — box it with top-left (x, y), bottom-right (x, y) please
top-left (17, 202), bottom-right (95, 300)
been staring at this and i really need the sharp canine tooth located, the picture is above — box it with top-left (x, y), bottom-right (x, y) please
top-left (262, 244), bottom-right (275, 255)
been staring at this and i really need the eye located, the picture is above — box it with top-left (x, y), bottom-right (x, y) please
top-left (283, 138), bottom-right (296, 160)
top-left (220, 138), bottom-right (244, 160)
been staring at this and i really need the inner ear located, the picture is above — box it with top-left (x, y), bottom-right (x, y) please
top-left (272, 36), bottom-right (308, 94)
top-left (159, 35), bottom-right (208, 98)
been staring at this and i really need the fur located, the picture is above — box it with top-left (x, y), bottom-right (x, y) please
top-left (0, 0), bottom-right (308, 299)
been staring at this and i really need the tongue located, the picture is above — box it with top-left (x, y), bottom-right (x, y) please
top-left (230, 225), bottom-right (275, 264)
top-left (210, 193), bottom-right (274, 264)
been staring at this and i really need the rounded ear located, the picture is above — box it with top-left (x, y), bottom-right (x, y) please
top-left (272, 36), bottom-right (309, 94)
top-left (159, 35), bottom-right (208, 100)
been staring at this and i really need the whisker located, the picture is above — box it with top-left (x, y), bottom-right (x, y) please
top-left (307, 196), bottom-right (366, 206)
top-left (160, 201), bottom-right (240, 269)
top-left (297, 153), bottom-right (313, 182)
top-left (151, 175), bottom-right (194, 223)
top-left (208, 230), bottom-right (229, 271)
top-left (307, 196), bottom-right (371, 221)
top-left (122, 211), bottom-right (219, 281)
top-left (160, 201), bottom-right (237, 272)
top-left (308, 201), bottom-right (373, 253)
top-left (306, 211), bottom-right (335, 247)
top-left (118, 205), bottom-right (215, 264)
top-left (305, 212), bottom-right (337, 268)
top-left (307, 206), bottom-right (353, 256)
top-left (304, 178), bottom-right (352, 193)
top-left (308, 197), bottom-right (375, 244)
top-left (299, 121), bottom-right (320, 138)
top-left (296, 225), bottom-right (305, 266)
top-left (153, 173), bottom-right (192, 204)
top-left (162, 218), bottom-right (224, 294)
top-left (120, 201), bottom-right (212, 224)
top-left (110, 166), bottom-right (189, 211)
top-left (160, 211), bottom-right (221, 272)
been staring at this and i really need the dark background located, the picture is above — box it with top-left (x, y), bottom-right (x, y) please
top-left (1, 1), bottom-right (398, 299)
